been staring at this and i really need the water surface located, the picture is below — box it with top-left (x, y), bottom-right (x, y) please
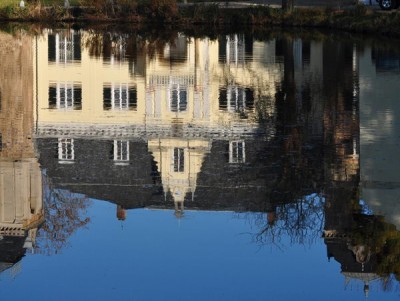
top-left (0, 26), bottom-right (400, 300)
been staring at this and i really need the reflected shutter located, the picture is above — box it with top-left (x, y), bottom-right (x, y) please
top-left (49, 86), bottom-right (57, 109)
top-left (103, 87), bottom-right (111, 110)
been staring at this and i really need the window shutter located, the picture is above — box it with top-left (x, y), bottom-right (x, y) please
top-left (128, 87), bottom-right (137, 110)
top-left (73, 33), bottom-right (81, 62)
top-left (219, 88), bottom-right (227, 110)
top-left (218, 36), bottom-right (227, 63)
top-left (245, 88), bottom-right (254, 110)
top-left (73, 86), bottom-right (82, 110)
top-left (179, 90), bottom-right (187, 111)
top-left (103, 87), bottom-right (111, 110)
top-left (48, 34), bottom-right (56, 62)
top-left (49, 86), bottom-right (57, 109)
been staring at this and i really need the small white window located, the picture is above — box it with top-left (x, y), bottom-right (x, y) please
top-left (58, 138), bottom-right (74, 164)
top-left (114, 140), bottom-right (129, 165)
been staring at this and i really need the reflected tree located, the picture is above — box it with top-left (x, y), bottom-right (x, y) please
top-left (250, 194), bottom-right (325, 248)
top-left (35, 174), bottom-right (91, 255)
top-left (349, 212), bottom-right (400, 284)
top-left (83, 29), bottom-right (184, 63)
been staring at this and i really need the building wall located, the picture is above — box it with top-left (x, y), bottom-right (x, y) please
top-left (0, 32), bottom-right (43, 240)
top-left (359, 45), bottom-right (400, 229)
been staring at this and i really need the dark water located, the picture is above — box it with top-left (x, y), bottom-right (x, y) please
top-left (0, 25), bottom-right (400, 300)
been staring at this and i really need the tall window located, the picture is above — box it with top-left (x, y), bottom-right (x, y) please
top-left (48, 31), bottom-right (81, 64)
top-left (102, 34), bottom-right (127, 65)
top-left (103, 84), bottom-right (137, 111)
top-left (166, 34), bottom-right (188, 64)
top-left (113, 140), bottom-right (129, 164)
top-left (219, 86), bottom-right (254, 117)
top-left (49, 83), bottom-right (82, 110)
top-left (218, 34), bottom-right (247, 65)
top-left (173, 148), bottom-right (184, 172)
top-left (169, 84), bottom-right (187, 112)
top-left (228, 34), bottom-right (244, 65)
top-left (58, 138), bottom-right (74, 163)
top-left (229, 141), bottom-right (245, 163)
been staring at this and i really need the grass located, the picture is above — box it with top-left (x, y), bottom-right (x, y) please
top-left (0, 0), bottom-right (80, 9)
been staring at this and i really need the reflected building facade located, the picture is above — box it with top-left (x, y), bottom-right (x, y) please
top-left (31, 29), bottom-right (400, 294)
top-left (0, 32), bottom-right (43, 273)
top-left (34, 29), bottom-right (285, 217)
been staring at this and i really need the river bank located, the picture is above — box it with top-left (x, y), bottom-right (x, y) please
top-left (1, 1), bottom-right (400, 37)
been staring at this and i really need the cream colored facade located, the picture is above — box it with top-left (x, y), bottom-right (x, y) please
top-left (33, 29), bottom-right (285, 213)
top-left (33, 30), bottom-right (325, 214)
top-left (34, 30), bottom-right (280, 136)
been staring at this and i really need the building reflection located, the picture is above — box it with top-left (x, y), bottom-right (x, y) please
top-left (0, 31), bottom-right (43, 273)
top-left (29, 28), bottom-right (400, 293)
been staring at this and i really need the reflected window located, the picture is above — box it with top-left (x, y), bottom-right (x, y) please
top-left (49, 83), bottom-right (82, 110)
top-left (164, 34), bottom-right (187, 64)
top-left (173, 148), bottom-right (184, 172)
top-left (169, 85), bottom-right (187, 112)
top-left (103, 84), bottom-right (137, 111)
top-left (227, 35), bottom-right (244, 65)
top-left (229, 141), bottom-right (245, 163)
top-left (48, 30), bottom-right (81, 64)
top-left (113, 140), bottom-right (129, 165)
top-left (219, 86), bottom-right (254, 117)
top-left (103, 34), bottom-right (127, 64)
top-left (219, 34), bottom-right (252, 65)
top-left (58, 138), bottom-right (74, 163)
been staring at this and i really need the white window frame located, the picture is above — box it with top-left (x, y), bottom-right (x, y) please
top-left (110, 37), bottom-right (127, 65)
top-left (112, 83), bottom-right (129, 111)
top-left (55, 31), bottom-right (75, 64)
top-left (226, 34), bottom-right (245, 66)
top-left (172, 148), bottom-right (185, 172)
top-left (229, 141), bottom-right (245, 164)
top-left (113, 140), bottom-right (129, 165)
top-left (227, 85), bottom-right (246, 113)
top-left (56, 82), bottom-right (74, 110)
top-left (58, 138), bottom-right (75, 164)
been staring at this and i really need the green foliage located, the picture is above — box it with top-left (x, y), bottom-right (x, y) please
top-left (349, 214), bottom-right (400, 279)
top-left (0, 1), bottom-right (74, 20)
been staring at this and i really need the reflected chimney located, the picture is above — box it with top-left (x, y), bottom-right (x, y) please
top-left (117, 205), bottom-right (126, 221)
top-left (267, 210), bottom-right (276, 226)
